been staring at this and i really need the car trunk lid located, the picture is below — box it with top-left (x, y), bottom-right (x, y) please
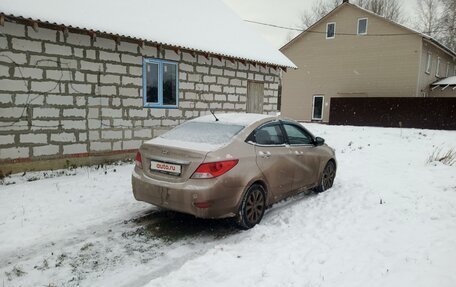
top-left (140, 142), bottom-right (209, 183)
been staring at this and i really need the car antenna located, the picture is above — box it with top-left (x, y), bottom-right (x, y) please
top-left (210, 109), bottom-right (219, 121)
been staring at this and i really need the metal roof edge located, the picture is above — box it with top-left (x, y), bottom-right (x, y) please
top-left (0, 12), bottom-right (295, 69)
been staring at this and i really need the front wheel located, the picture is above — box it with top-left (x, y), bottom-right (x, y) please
top-left (235, 184), bottom-right (266, 229)
top-left (314, 161), bottom-right (336, 193)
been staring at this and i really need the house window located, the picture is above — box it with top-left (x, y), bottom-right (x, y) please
top-left (326, 22), bottom-right (336, 39)
top-left (357, 18), bottom-right (368, 35)
top-left (312, 95), bottom-right (324, 120)
top-left (446, 62), bottom-right (450, 77)
top-left (143, 58), bottom-right (179, 108)
top-left (436, 57), bottom-right (441, 77)
top-left (425, 52), bottom-right (432, 74)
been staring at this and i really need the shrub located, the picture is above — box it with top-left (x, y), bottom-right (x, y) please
top-left (427, 147), bottom-right (456, 166)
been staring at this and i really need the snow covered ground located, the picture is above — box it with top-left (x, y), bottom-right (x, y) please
top-left (1, 124), bottom-right (456, 287)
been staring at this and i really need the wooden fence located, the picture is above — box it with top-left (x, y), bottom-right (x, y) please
top-left (329, 97), bottom-right (456, 130)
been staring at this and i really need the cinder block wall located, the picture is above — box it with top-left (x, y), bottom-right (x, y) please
top-left (0, 20), bottom-right (280, 172)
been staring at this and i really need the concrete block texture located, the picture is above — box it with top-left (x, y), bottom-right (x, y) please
top-left (27, 27), bottom-right (58, 42)
top-left (0, 79), bottom-right (29, 92)
top-left (33, 145), bottom-right (59, 157)
top-left (90, 141), bottom-right (111, 151)
top-left (66, 33), bottom-right (91, 47)
top-left (0, 20), bottom-right (280, 166)
top-left (0, 147), bottom-right (29, 160)
top-left (0, 36), bottom-right (8, 50)
top-left (61, 120), bottom-right (87, 130)
top-left (100, 51), bottom-right (121, 62)
top-left (0, 107), bottom-right (27, 118)
top-left (0, 65), bottom-right (9, 77)
top-left (20, 133), bottom-right (48, 144)
top-left (63, 143), bottom-right (87, 154)
top-left (118, 41), bottom-right (138, 53)
top-left (44, 43), bottom-right (72, 56)
top-left (0, 22), bottom-right (25, 37)
top-left (33, 108), bottom-right (60, 118)
top-left (106, 63), bottom-right (127, 74)
top-left (47, 95), bottom-right (74, 105)
top-left (0, 51), bottom-right (27, 65)
top-left (51, 133), bottom-right (77, 142)
top-left (93, 37), bottom-right (116, 51)
top-left (12, 38), bottom-right (43, 53)
top-left (0, 135), bottom-right (15, 145)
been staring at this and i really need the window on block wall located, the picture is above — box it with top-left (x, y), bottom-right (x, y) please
top-left (143, 58), bottom-right (179, 108)
top-left (446, 62), bottom-right (450, 77)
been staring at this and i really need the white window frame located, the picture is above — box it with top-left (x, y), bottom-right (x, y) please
top-left (446, 62), bottom-right (450, 77)
top-left (326, 22), bottom-right (336, 39)
top-left (436, 57), bottom-right (441, 77)
top-left (357, 18), bottom-right (368, 35)
top-left (312, 95), bottom-right (324, 121)
top-left (425, 52), bottom-right (432, 74)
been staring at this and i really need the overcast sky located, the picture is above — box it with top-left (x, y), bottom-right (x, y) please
top-left (223, 0), bottom-right (418, 48)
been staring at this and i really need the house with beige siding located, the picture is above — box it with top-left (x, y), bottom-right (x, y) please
top-left (280, 1), bottom-right (456, 123)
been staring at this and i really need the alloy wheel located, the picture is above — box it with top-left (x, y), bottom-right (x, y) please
top-left (322, 162), bottom-right (336, 190)
top-left (245, 189), bottom-right (265, 224)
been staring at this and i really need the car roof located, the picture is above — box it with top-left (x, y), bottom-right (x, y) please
top-left (190, 113), bottom-right (276, 126)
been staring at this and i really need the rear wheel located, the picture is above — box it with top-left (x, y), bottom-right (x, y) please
top-left (314, 161), bottom-right (336, 193)
top-left (236, 184), bottom-right (266, 229)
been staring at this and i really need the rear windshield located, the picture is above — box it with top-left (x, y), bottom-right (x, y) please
top-left (161, 122), bottom-right (245, 145)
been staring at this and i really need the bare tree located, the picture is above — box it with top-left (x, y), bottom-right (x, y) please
top-left (299, 0), bottom-right (404, 29)
top-left (438, 0), bottom-right (456, 51)
top-left (415, 0), bottom-right (442, 37)
top-left (414, 0), bottom-right (455, 52)
top-left (285, 31), bottom-right (297, 42)
top-left (356, 0), bottom-right (404, 23)
top-left (299, 0), bottom-right (342, 28)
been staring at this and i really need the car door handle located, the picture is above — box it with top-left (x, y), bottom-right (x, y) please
top-left (259, 151), bottom-right (271, 158)
top-left (294, 151), bottom-right (304, 156)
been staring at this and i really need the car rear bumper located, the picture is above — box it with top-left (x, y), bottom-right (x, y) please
top-left (131, 167), bottom-right (243, 219)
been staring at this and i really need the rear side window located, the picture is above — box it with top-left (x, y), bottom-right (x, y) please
top-left (161, 122), bottom-right (244, 145)
top-left (253, 123), bottom-right (285, 145)
top-left (283, 124), bottom-right (313, 145)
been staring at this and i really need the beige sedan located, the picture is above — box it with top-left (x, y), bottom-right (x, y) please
top-left (132, 113), bottom-right (336, 229)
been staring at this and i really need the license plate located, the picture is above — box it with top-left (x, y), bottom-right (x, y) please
top-left (150, 160), bottom-right (181, 175)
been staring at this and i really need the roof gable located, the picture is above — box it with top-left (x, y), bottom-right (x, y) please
top-left (281, 2), bottom-right (456, 58)
top-left (0, 0), bottom-right (296, 68)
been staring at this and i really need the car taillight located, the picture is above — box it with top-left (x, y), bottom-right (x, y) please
top-left (135, 151), bottom-right (142, 169)
top-left (191, 159), bottom-right (239, 179)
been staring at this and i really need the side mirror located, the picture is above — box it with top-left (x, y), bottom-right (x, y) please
top-left (314, 137), bottom-right (325, 146)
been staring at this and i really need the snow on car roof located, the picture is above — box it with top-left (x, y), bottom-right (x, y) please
top-left (0, 0), bottom-right (296, 68)
top-left (145, 113), bottom-right (274, 152)
top-left (191, 113), bottom-right (274, 126)
top-left (148, 136), bottom-right (223, 152)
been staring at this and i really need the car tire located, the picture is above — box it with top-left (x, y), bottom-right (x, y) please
top-left (314, 161), bottom-right (336, 193)
top-left (235, 184), bottom-right (266, 229)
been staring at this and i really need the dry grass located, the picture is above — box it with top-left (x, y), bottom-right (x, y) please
top-left (427, 147), bottom-right (456, 166)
